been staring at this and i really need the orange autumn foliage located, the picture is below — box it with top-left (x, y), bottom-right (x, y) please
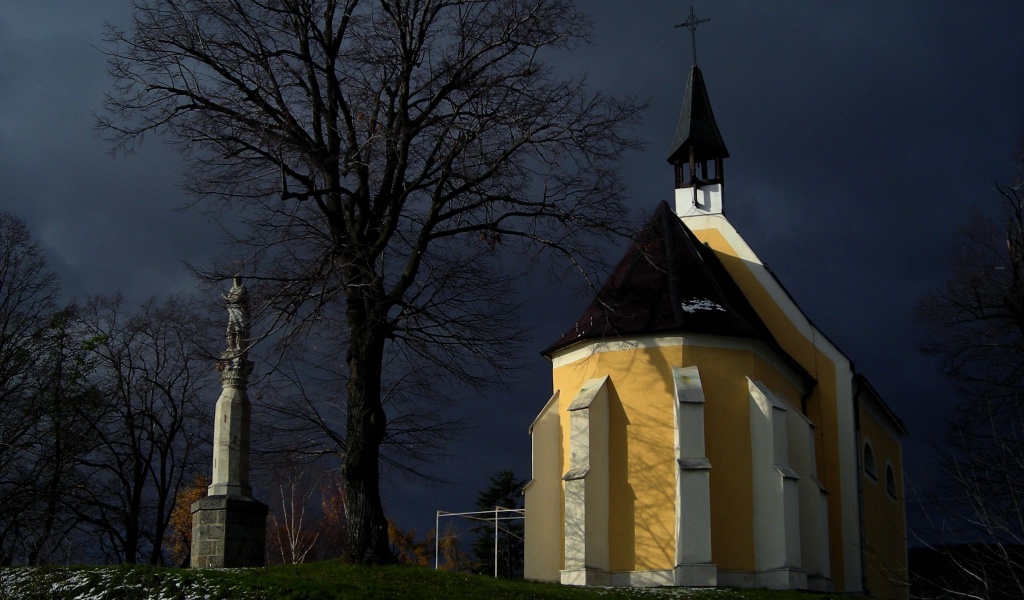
top-left (387, 519), bottom-right (434, 567)
top-left (165, 473), bottom-right (209, 566)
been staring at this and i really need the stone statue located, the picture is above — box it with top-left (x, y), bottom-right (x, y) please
top-left (223, 275), bottom-right (249, 353)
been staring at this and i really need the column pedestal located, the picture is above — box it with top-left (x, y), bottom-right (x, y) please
top-left (190, 495), bottom-right (268, 568)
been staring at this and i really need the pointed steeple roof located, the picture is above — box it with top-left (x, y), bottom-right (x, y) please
top-left (667, 66), bottom-right (729, 165)
top-left (544, 203), bottom-right (802, 368)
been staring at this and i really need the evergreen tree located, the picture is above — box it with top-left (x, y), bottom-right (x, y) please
top-left (471, 470), bottom-right (526, 578)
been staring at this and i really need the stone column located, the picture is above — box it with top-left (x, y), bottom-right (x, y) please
top-left (191, 276), bottom-right (268, 568)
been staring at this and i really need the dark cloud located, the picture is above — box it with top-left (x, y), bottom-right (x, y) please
top-left (0, 2), bottom-right (221, 303)
top-left (1, 1), bottom-right (1022, 538)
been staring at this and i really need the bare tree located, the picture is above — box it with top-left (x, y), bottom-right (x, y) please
top-left (16, 308), bottom-right (106, 566)
top-left (918, 159), bottom-right (1024, 598)
top-left (919, 183), bottom-right (1024, 410)
top-left (101, 0), bottom-right (641, 563)
top-left (0, 212), bottom-right (75, 565)
top-left (72, 295), bottom-right (216, 564)
top-left (267, 466), bottom-right (322, 565)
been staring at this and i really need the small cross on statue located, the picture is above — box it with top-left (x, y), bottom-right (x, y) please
top-left (675, 5), bottom-right (710, 67)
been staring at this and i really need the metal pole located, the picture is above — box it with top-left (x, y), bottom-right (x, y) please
top-left (494, 508), bottom-right (498, 578)
top-left (435, 511), bottom-right (440, 570)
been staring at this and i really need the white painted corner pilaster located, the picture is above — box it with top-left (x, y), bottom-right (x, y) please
top-left (748, 379), bottom-right (806, 589)
top-left (672, 366), bottom-right (717, 586)
top-left (561, 377), bottom-right (611, 585)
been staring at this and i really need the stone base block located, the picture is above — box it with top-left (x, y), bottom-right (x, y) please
top-left (191, 495), bottom-right (268, 568)
top-left (754, 568), bottom-right (808, 590)
top-left (806, 574), bottom-right (835, 592)
top-left (674, 563), bottom-right (718, 587)
top-left (605, 565), bottom-right (717, 588)
top-left (718, 568), bottom-right (808, 590)
top-left (611, 569), bottom-right (673, 587)
top-left (560, 568), bottom-right (612, 586)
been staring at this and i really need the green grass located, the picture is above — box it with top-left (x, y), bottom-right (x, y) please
top-left (0, 562), bottom-right (846, 600)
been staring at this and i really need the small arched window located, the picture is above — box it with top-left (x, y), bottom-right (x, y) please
top-left (863, 442), bottom-right (877, 480)
top-left (886, 465), bottom-right (898, 498)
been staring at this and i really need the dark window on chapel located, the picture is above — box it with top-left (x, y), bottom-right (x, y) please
top-left (863, 442), bottom-right (877, 480)
top-left (886, 465), bottom-right (898, 498)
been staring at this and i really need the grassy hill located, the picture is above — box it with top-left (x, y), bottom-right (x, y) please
top-left (0, 562), bottom-right (845, 600)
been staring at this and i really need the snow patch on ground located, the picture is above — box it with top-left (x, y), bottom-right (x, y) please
top-left (0, 567), bottom-right (228, 600)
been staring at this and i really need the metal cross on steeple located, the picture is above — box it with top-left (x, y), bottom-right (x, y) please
top-left (675, 5), bottom-right (710, 67)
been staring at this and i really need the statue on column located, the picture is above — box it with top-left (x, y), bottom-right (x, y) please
top-left (192, 274), bottom-right (266, 568)
top-left (224, 275), bottom-right (249, 355)
top-left (219, 276), bottom-right (252, 375)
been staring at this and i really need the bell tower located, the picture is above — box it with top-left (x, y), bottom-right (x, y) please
top-left (669, 7), bottom-right (729, 217)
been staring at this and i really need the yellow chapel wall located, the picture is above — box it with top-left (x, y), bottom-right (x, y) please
top-left (553, 342), bottom-right (679, 574)
top-left (687, 221), bottom-right (860, 591)
top-left (858, 398), bottom-right (909, 600)
top-left (524, 391), bottom-right (564, 582)
top-left (550, 337), bottom-right (808, 576)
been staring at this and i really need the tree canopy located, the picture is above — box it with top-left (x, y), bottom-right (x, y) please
top-left (102, 0), bottom-right (643, 563)
top-left (917, 160), bottom-right (1024, 598)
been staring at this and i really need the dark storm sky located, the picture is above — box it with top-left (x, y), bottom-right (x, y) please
top-left (2, 2), bottom-right (1023, 538)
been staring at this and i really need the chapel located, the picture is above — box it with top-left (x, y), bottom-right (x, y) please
top-left (522, 53), bottom-right (909, 599)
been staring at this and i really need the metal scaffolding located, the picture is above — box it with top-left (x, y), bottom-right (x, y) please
top-left (434, 507), bottom-right (525, 577)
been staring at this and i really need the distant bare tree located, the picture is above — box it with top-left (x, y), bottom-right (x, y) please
top-left (267, 466), bottom-right (322, 565)
top-left (73, 295), bottom-right (216, 564)
top-left (16, 308), bottom-right (105, 566)
top-left (0, 212), bottom-right (80, 566)
top-left (317, 473), bottom-right (349, 559)
top-left (102, 0), bottom-right (641, 563)
top-left (918, 158), bottom-right (1024, 598)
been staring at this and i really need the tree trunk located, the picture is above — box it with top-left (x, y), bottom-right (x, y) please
top-left (342, 313), bottom-right (393, 565)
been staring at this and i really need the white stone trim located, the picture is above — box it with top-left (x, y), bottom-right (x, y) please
top-left (717, 568), bottom-right (808, 590)
top-left (567, 376), bottom-right (608, 411)
top-left (749, 379), bottom-right (803, 578)
top-left (671, 366), bottom-right (717, 585)
top-left (606, 566), bottom-right (717, 588)
top-left (528, 390), bottom-right (559, 434)
top-left (717, 570), bottom-right (757, 588)
top-left (560, 568), bottom-right (612, 586)
top-left (790, 406), bottom-right (831, 584)
top-left (836, 373), bottom-right (863, 591)
top-left (682, 214), bottom-right (863, 591)
top-left (551, 334), bottom-right (807, 392)
top-left (562, 377), bottom-right (610, 582)
top-left (678, 458), bottom-right (712, 470)
top-left (673, 564), bottom-right (718, 587)
top-left (807, 574), bottom-right (836, 592)
top-left (611, 569), bottom-right (674, 587)
top-left (756, 568), bottom-right (809, 590)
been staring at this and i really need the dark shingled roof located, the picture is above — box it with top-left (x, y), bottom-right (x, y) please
top-left (667, 65), bottom-right (729, 165)
top-left (544, 203), bottom-right (812, 387)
